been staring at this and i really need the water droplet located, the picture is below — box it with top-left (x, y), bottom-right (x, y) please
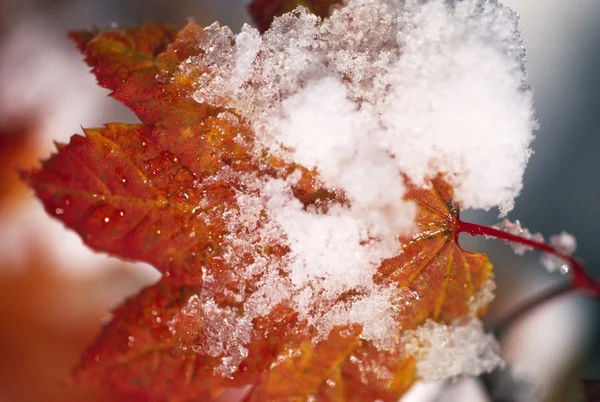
top-left (144, 151), bottom-right (177, 176)
top-left (155, 71), bottom-right (171, 84)
top-left (156, 197), bottom-right (169, 209)
top-left (156, 317), bottom-right (162, 324)
top-left (119, 211), bottom-right (124, 217)
top-left (560, 264), bottom-right (570, 275)
top-left (157, 229), bottom-right (162, 235)
top-left (55, 208), bottom-right (64, 215)
top-left (104, 217), bottom-right (110, 223)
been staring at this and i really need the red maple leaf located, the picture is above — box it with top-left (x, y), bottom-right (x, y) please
top-left (21, 22), bottom-right (495, 401)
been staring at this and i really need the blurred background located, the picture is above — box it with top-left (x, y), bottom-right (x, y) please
top-left (0, 0), bottom-right (598, 401)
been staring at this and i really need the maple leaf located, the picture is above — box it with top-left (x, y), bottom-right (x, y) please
top-left (248, 0), bottom-right (343, 32)
top-left (22, 20), bottom-right (493, 402)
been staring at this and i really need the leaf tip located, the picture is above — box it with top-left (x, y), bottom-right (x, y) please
top-left (17, 167), bottom-right (35, 187)
top-left (68, 29), bottom-right (98, 52)
top-left (53, 140), bottom-right (67, 151)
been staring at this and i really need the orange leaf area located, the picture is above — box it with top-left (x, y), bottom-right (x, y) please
top-left (23, 23), bottom-right (492, 401)
top-left (0, 248), bottom-right (137, 402)
top-left (248, 0), bottom-right (344, 32)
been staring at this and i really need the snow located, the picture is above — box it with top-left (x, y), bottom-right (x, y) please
top-left (540, 231), bottom-right (577, 273)
top-left (174, 0), bottom-right (536, 379)
top-left (379, 0), bottom-right (536, 216)
top-left (275, 76), bottom-right (414, 239)
top-left (185, 0), bottom-right (536, 216)
top-left (494, 218), bottom-right (545, 256)
top-left (171, 294), bottom-right (252, 377)
top-left (233, 24), bottom-right (262, 89)
top-left (402, 318), bottom-right (504, 381)
top-left (469, 276), bottom-right (497, 315)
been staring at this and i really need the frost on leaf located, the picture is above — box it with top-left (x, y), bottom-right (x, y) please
top-left (402, 318), bottom-right (503, 381)
top-left (21, 0), bottom-right (539, 400)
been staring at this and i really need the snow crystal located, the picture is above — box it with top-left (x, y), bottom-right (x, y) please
top-left (403, 318), bottom-right (504, 381)
top-left (494, 218), bottom-right (544, 255)
top-left (175, 0), bottom-right (536, 378)
top-left (259, 177), bottom-right (403, 346)
top-left (262, 178), bottom-right (400, 295)
top-left (232, 24), bottom-right (262, 89)
top-left (170, 294), bottom-right (253, 377)
top-left (494, 219), bottom-right (576, 274)
top-left (316, 286), bottom-right (401, 349)
top-left (469, 276), bottom-right (496, 315)
top-left (540, 231), bottom-right (577, 274)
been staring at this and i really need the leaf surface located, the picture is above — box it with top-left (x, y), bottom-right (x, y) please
top-left (24, 20), bottom-right (492, 402)
top-left (243, 178), bottom-right (491, 402)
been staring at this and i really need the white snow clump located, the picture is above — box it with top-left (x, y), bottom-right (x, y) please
top-left (186, 0), bottom-right (536, 216)
top-left (403, 318), bottom-right (504, 381)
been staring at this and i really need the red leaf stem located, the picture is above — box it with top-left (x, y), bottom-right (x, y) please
top-left (457, 220), bottom-right (600, 297)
